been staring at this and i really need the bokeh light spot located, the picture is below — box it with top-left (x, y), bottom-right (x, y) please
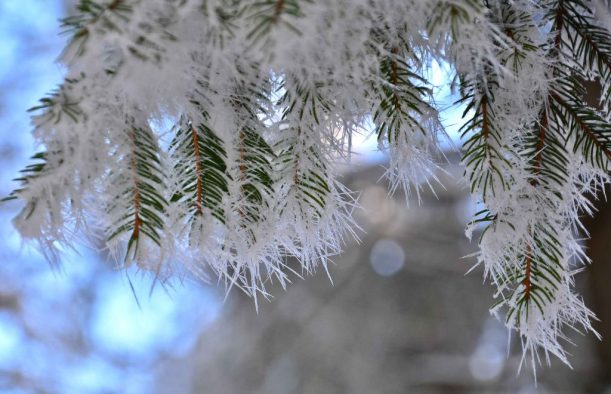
top-left (369, 239), bottom-right (405, 277)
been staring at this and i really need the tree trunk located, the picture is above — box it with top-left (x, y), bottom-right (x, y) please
top-left (584, 186), bottom-right (611, 389)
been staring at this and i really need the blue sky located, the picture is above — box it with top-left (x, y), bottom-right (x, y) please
top-left (0, 2), bottom-right (221, 392)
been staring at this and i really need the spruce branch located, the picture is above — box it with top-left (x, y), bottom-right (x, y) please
top-left (369, 33), bottom-right (443, 201)
top-left (550, 83), bottom-right (611, 166)
top-left (459, 76), bottom-right (511, 200)
top-left (562, 0), bottom-right (611, 79)
top-left (2, 152), bottom-right (53, 205)
top-left (61, 0), bottom-right (131, 57)
top-left (246, 0), bottom-right (307, 41)
top-left (170, 115), bottom-right (229, 225)
top-left (106, 120), bottom-right (167, 266)
top-left (276, 81), bottom-right (333, 217)
top-left (273, 78), bottom-right (359, 272)
top-left (373, 46), bottom-right (432, 140)
top-left (4, 83), bottom-right (82, 202)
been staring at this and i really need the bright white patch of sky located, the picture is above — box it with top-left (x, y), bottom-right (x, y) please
top-left (90, 268), bottom-right (221, 358)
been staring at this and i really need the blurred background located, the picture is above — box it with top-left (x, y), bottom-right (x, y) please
top-left (1, 1), bottom-right (610, 393)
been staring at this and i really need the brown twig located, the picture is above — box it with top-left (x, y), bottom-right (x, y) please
top-left (192, 126), bottom-right (204, 215)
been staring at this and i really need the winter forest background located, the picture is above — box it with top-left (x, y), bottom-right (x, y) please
top-left (1, 1), bottom-right (611, 393)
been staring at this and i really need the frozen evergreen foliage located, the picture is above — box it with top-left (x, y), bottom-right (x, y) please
top-left (5, 0), bottom-right (611, 370)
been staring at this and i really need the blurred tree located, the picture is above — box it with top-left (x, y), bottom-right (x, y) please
top-left (584, 186), bottom-right (611, 388)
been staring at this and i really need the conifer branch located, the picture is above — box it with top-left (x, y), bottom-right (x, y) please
top-left (551, 89), bottom-right (611, 154)
top-left (247, 0), bottom-right (306, 41)
top-left (61, 0), bottom-right (131, 57)
top-left (106, 122), bottom-right (166, 265)
top-left (562, 1), bottom-right (611, 78)
top-left (170, 114), bottom-right (229, 226)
